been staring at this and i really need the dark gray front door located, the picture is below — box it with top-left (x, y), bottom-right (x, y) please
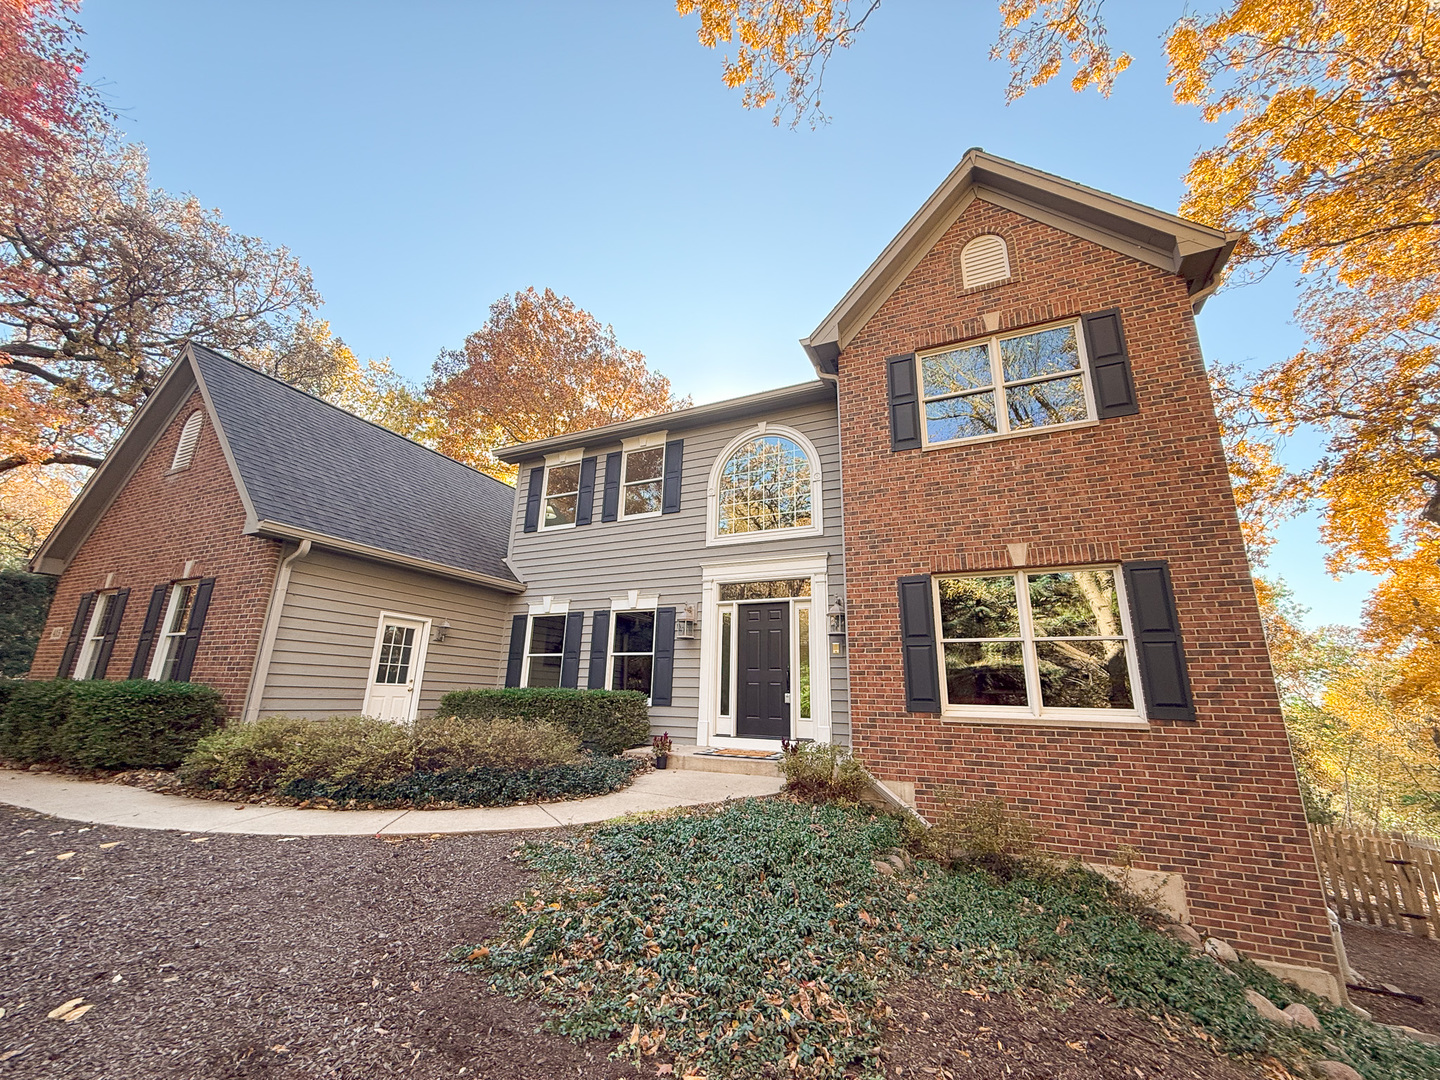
top-left (738, 602), bottom-right (789, 738)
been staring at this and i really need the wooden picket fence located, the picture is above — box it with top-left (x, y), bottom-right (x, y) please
top-left (1310, 824), bottom-right (1440, 939)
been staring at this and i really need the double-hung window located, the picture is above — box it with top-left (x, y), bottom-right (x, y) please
top-left (73, 592), bottom-right (118, 680)
top-left (149, 583), bottom-right (197, 682)
top-left (542, 463), bottom-right (583, 529)
top-left (524, 614), bottom-right (567, 687)
top-left (610, 610), bottom-right (656, 696)
top-left (921, 321), bottom-right (1091, 445)
top-left (621, 446), bottom-right (664, 518)
top-left (934, 567), bottom-right (1140, 722)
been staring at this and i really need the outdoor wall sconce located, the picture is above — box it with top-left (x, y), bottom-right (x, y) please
top-left (431, 620), bottom-right (451, 644)
top-left (828, 597), bottom-right (847, 655)
top-left (676, 604), bottom-right (699, 640)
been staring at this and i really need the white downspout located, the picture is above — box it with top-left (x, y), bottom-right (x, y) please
top-left (241, 539), bottom-right (312, 723)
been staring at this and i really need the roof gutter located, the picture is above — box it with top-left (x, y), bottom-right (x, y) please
top-left (250, 521), bottom-right (526, 594)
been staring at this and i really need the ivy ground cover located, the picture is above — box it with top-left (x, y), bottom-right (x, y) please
top-left (456, 798), bottom-right (1440, 1080)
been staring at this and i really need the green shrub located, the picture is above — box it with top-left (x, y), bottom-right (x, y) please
top-left (180, 714), bottom-right (412, 793)
top-left (58, 681), bottom-right (224, 769)
top-left (285, 755), bottom-right (641, 808)
top-left (778, 741), bottom-right (871, 802)
top-left (0, 678), bottom-right (73, 762)
top-left (436, 688), bottom-right (649, 756)
top-left (412, 714), bottom-right (580, 772)
top-left (0, 569), bottom-right (56, 678)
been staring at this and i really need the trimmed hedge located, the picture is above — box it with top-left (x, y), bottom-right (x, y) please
top-left (284, 756), bottom-right (642, 809)
top-left (0, 679), bottom-right (224, 769)
top-left (437, 688), bottom-right (649, 756)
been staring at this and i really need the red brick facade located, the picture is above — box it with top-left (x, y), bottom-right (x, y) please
top-left (30, 390), bottom-right (281, 713)
top-left (836, 199), bottom-right (1336, 973)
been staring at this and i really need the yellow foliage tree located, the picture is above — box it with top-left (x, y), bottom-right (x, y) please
top-left (0, 462), bottom-right (80, 565)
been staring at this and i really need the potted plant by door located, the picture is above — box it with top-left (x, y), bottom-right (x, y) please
top-left (652, 732), bottom-right (673, 770)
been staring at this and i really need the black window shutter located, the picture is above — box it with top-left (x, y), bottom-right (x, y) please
top-left (504, 613), bottom-right (527, 687)
top-left (1122, 560), bottom-right (1195, 721)
top-left (172, 578), bottom-right (215, 683)
top-left (57, 592), bottom-right (97, 678)
top-left (588, 610), bottom-right (611, 689)
top-left (91, 588), bottom-right (130, 679)
top-left (575, 456), bottom-right (598, 526)
top-left (897, 575), bottom-right (941, 712)
top-left (651, 606), bottom-right (676, 706)
top-left (887, 354), bottom-right (922, 450)
top-left (661, 440), bottom-right (684, 515)
top-left (1082, 309), bottom-right (1140, 418)
top-left (560, 610), bottom-right (585, 689)
top-left (522, 466), bottom-right (545, 533)
top-left (601, 451), bottom-right (622, 522)
top-left (129, 584), bottom-right (169, 678)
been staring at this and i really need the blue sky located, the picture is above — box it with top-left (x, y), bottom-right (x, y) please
top-left (78, 0), bottom-right (1373, 626)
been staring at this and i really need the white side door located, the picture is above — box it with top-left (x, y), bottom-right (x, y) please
top-left (363, 615), bottom-right (429, 723)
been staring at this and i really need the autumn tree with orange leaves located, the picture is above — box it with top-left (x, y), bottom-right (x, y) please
top-left (426, 288), bottom-right (688, 482)
top-left (683, 0), bottom-right (1440, 716)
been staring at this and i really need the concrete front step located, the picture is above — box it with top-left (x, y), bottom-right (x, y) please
top-left (666, 746), bottom-right (783, 778)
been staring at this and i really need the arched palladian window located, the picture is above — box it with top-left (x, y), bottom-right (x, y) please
top-left (709, 426), bottom-right (823, 544)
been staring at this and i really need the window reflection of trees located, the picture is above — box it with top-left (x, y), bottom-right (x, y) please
top-left (717, 436), bottom-right (813, 535)
top-left (938, 569), bottom-right (1133, 712)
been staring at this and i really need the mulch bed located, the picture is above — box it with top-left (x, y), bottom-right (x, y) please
top-left (1341, 920), bottom-right (1440, 1036)
top-left (0, 805), bottom-right (632, 1079)
top-left (878, 980), bottom-right (1266, 1079)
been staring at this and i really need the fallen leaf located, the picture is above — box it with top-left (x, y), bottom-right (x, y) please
top-left (465, 947), bottom-right (489, 961)
top-left (163, 976), bottom-right (179, 983)
top-left (98, 842), bottom-right (121, 850)
top-left (518, 928), bottom-right (535, 947)
top-left (61, 1004), bottom-right (93, 1023)
top-left (0, 1050), bottom-right (21, 1062)
top-left (190, 837), bottom-right (211, 844)
top-left (657, 1066), bottom-right (674, 1076)
top-left (371, 977), bottom-right (380, 989)
top-left (269, 1045), bottom-right (290, 1053)
top-left (47, 998), bottom-right (84, 1020)
top-left (410, 982), bottom-right (421, 993)
top-left (55, 852), bottom-right (75, 861)
top-left (857, 910), bottom-right (874, 926)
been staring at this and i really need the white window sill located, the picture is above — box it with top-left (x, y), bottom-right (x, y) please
top-left (538, 522), bottom-right (577, 532)
top-left (705, 523), bottom-right (823, 547)
top-left (618, 510), bottom-right (662, 522)
top-left (922, 417), bottom-right (1100, 452)
top-left (940, 711), bottom-right (1149, 731)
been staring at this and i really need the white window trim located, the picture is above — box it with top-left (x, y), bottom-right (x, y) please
top-left (932, 565), bottom-right (1148, 729)
top-left (618, 436), bottom-right (667, 521)
top-left (918, 318), bottom-right (1096, 450)
top-left (539, 457), bottom-right (584, 532)
top-left (606, 606), bottom-right (659, 700)
top-left (73, 592), bottom-right (115, 680)
top-left (697, 552), bottom-right (831, 747)
top-left (363, 610), bottom-right (432, 724)
top-left (705, 423), bottom-right (825, 547)
top-left (521, 610), bottom-right (570, 688)
top-left (147, 582), bottom-right (197, 681)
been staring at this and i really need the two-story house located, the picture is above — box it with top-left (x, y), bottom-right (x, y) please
top-left (28, 150), bottom-right (1341, 999)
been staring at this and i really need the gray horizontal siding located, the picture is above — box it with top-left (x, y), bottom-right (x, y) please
top-left (257, 548), bottom-right (511, 720)
top-left (507, 398), bottom-right (850, 745)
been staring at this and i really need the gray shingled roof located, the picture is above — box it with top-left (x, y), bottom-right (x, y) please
top-left (191, 344), bottom-right (518, 585)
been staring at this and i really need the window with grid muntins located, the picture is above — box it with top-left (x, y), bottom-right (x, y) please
top-left (543, 464), bottom-right (582, 528)
top-left (921, 322), bottom-right (1090, 445)
top-left (959, 234), bottom-right (1011, 289)
top-left (610, 610), bottom-right (655, 695)
top-left (622, 447), bottom-right (664, 517)
top-left (374, 625), bottom-right (416, 684)
top-left (717, 435), bottom-right (813, 536)
top-left (935, 568), bottom-right (1137, 717)
top-left (152, 584), bottom-right (195, 682)
top-left (525, 614), bottom-right (567, 688)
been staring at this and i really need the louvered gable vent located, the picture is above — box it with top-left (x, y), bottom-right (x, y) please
top-left (960, 234), bottom-right (1011, 290)
top-left (170, 410), bottom-right (203, 471)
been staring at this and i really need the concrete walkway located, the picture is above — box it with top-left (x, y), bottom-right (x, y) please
top-left (0, 768), bottom-right (784, 836)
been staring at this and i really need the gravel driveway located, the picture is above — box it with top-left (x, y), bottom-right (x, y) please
top-left (0, 805), bottom-right (631, 1079)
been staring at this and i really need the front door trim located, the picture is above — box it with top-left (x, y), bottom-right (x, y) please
top-left (698, 551), bottom-right (831, 747)
top-left (363, 610), bottom-right (432, 724)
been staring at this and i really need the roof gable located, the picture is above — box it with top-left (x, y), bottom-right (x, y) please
top-left (36, 344), bottom-right (521, 590)
top-left (801, 149), bottom-right (1240, 374)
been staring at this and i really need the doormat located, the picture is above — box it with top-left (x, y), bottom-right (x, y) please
top-left (695, 748), bottom-right (784, 760)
